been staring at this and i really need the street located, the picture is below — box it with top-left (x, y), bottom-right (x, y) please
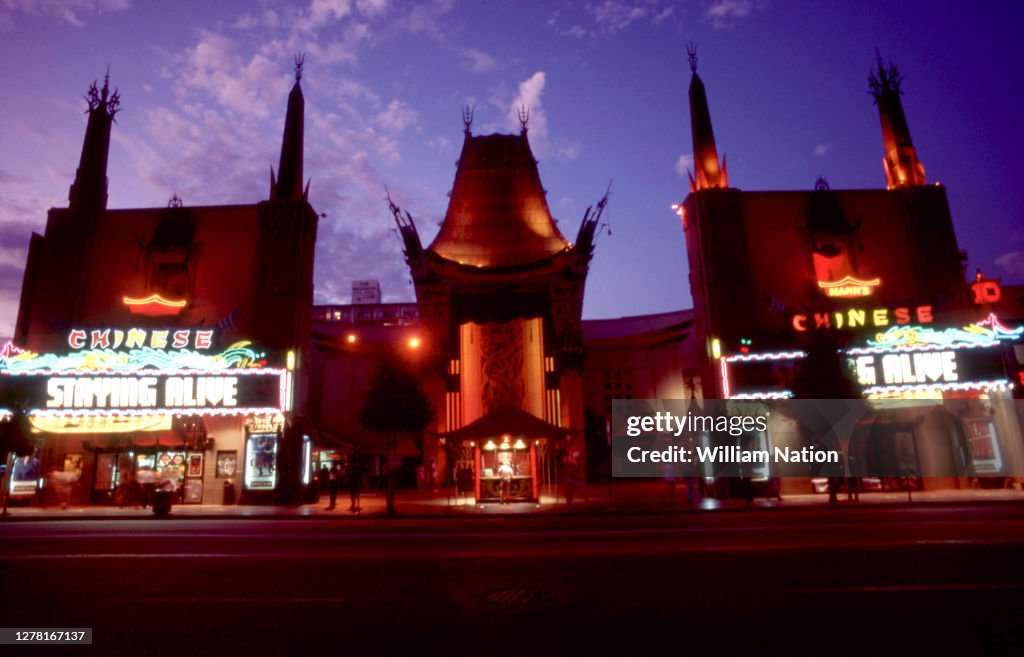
top-left (2, 505), bottom-right (1023, 655)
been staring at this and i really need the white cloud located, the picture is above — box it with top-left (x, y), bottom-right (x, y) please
top-left (460, 47), bottom-right (498, 73)
top-left (675, 153), bottom-right (694, 178)
top-left (306, 0), bottom-right (353, 30)
top-left (0, 0), bottom-right (130, 28)
top-left (995, 250), bottom-right (1024, 280)
top-left (376, 99), bottom-right (418, 134)
top-left (507, 71), bottom-right (548, 142)
top-left (703, 0), bottom-right (755, 29)
top-left (813, 143), bottom-right (831, 157)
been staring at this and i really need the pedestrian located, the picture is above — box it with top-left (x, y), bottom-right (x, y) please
top-left (326, 462), bottom-right (340, 510)
top-left (346, 457), bottom-right (362, 512)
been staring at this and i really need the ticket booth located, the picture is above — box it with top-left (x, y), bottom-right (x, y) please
top-left (441, 405), bottom-right (570, 504)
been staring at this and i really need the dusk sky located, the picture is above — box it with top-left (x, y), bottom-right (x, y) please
top-left (1, 0), bottom-right (1022, 339)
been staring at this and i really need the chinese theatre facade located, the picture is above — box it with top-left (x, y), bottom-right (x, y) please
top-left (391, 112), bottom-right (605, 502)
top-left (680, 49), bottom-right (1024, 489)
top-left (2, 66), bottom-right (318, 505)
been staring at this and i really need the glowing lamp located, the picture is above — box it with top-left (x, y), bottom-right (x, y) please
top-left (408, 337), bottom-right (422, 349)
top-left (346, 334), bottom-right (357, 344)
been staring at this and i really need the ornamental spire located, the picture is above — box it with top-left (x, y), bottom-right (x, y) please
top-left (68, 68), bottom-right (120, 210)
top-left (686, 44), bottom-right (727, 192)
top-left (272, 54), bottom-right (306, 201)
top-left (868, 51), bottom-right (926, 188)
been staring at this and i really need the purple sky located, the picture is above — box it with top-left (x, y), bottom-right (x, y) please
top-left (1, 1), bottom-right (1022, 340)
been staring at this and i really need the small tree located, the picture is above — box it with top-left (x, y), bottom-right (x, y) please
top-left (358, 356), bottom-right (433, 515)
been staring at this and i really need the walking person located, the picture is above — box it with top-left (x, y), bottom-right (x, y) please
top-left (346, 456), bottom-right (362, 512)
top-left (325, 462), bottom-right (340, 510)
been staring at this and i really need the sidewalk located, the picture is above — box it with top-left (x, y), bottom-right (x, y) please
top-left (3, 480), bottom-right (1023, 520)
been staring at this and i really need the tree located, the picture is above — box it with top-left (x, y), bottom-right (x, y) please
top-left (358, 356), bottom-right (433, 515)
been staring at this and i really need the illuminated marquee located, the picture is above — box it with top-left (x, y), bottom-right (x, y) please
top-left (0, 331), bottom-right (290, 417)
top-left (847, 315), bottom-right (1021, 397)
top-left (854, 351), bottom-right (959, 387)
top-left (817, 275), bottom-right (881, 298)
top-left (792, 305), bottom-right (932, 333)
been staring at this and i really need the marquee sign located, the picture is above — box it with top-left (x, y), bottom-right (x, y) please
top-left (0, 330), bottom-right (289, 417)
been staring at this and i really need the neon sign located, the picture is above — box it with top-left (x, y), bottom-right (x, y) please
top-left (67, 328), bottom-right (212, 351)
top-left (792, 305), bottom-right (932, 333)
top-left (854, 351), bottom-right (959, 387)
top-left (863, 314), bottom-right (1023, 350)
top-left (123, 294), bottom-right (187, 316)
top-left (817, 276), bottom-right (881, 298)
top-left (1, 340), bottom-right (265, 374)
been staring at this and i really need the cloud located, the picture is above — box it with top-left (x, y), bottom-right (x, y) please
top-left (675, 154), bottom-right (694, 178)
top-left (506, 71), bottom-right (548, 144)
top-left (555, 1), bottom-right (677, 37)
top-left (376, 100), bottom-right (418, 134)
top-left (813, 143), bottom-right (831, 157)
top-left (995, 250), bottom-right (1024, 280)
top-left (460, 47), bottom-right (498, 73)
top-left (0, 0), bottom-right (130, 28)
top-left (703, 0), bottom-right (755, 29)
top-left (305, 0), bottom-right (353, 30)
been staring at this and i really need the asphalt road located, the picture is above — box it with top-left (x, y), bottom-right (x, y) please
top-left (2, 505), bottom-right (1022, 656)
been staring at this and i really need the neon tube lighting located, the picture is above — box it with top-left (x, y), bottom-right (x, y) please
top-left (123, 294), bottom-right (187, 308)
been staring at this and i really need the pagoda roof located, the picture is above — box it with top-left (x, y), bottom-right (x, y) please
top-left (427, 132), bottom-right (570, 268)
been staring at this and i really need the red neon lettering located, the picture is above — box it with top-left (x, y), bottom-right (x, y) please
top-left (195, 330), bottom-right (213, 350)
top-left (172, 330), bottom-right (189, 349)
top-left (894, 308), bottom-right (910, 325)
top-left (814, 313), bottom-right (831, 329)
top-left (90, 329), bottom-right (110, 349)
top-left (68, 330), bottom-right (86, 349)
top-left (792, 315), bottom-right (807, 332)
top-left (917, 306), bottom-right (933, 324)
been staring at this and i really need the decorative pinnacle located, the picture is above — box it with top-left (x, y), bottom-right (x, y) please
top-left (462, 104), bottom-right (474, 132)
top-left (85, 66), bottom-right (120, 118)
top-left (517, 104), bottom-right (529, 132)
top-left (294, 53), bottom-right (305, 82)
top-left (867, 48), bottom-right (903, 99)
top-left (686, 43), bottom-right (698, 73)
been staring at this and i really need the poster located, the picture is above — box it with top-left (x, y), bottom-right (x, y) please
top-left (216, 451), bottom-right (237, 478)
top-left (184, 478), bottom-right (203, 503)
top-left (10, 452), bottom-right (40, 496)
top-left (187, 453), bottom-right (204, 477)
top-left (245, 433), bottom-right (278, 490)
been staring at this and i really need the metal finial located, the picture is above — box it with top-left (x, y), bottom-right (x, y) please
top-left (168, 193), bottom-right (184, 208)
top-left (85, 69), bottom-right (120, 118)
top-left (686, 43), bottom-right (698, 73)
top-left (517, 105), bottom-right (529, 132)
top-left (867, 49), bottom-right (903, 99)
top-left (462, 104), bottom-right (474, 132)
top-left (294, 53), bottom-right (305, 82)
top-left (814, 176), bottom-right (830, 191)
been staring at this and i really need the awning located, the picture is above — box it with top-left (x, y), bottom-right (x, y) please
top-left (439, 405), bottom-right (576, 442)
